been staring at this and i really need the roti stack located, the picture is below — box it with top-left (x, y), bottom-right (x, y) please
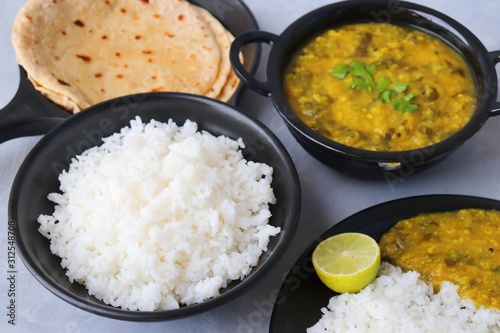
top-left (12, 0), bottom-right (241, 113)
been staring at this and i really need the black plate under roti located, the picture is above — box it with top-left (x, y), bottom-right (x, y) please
top-left (0, 0), bottom-right (260, 143)
top-left (269, 194), bottom-right (500, 332)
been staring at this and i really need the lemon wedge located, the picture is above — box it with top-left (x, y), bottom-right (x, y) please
top-left (312, 232), bottom-right (381, 293)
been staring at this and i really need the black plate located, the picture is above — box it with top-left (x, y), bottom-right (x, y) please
top-left (10, 92), bottom-right (301, 321)
top-left (0, 0), bottom-right (260, 143)
top-left (269, 194), bottom-right (500, 332)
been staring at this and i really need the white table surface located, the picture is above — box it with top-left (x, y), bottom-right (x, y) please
top-left (1, 0), bottom-right (500, 332)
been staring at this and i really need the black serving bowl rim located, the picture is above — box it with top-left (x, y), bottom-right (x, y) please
top-left (9, 92), bottom-right (301, 321)
top-left (231, 0), bottom-right (500, 169)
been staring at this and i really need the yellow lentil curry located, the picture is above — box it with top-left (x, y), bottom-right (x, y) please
top-left (283, 22), bottom-right (477, 151)
top-left (379, 208), bottom-right (500, 310)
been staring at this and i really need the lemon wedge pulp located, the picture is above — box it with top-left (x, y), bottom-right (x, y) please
top-left (312, 232), bottom-right (381, 293)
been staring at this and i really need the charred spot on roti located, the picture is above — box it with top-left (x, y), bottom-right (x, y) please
top-left (151, 86), bottom-right (163, 92)
top-left (94, 73), bottom-right (103, 78)
top-left (57, 78), bottom-right (71, 86)
top-left (76, 54), bottom-right (91, 63)
top-left (135, 35), bottom-right (142, 40)
top-left (101, 35), bottom-right (108, 40)
top-left (178, 14), bottom-right (184, 21)
top-left (120, 8), bottom-right (127, 13)
top-left (73, 19), bottom-right (85, 27)
top-left (115, 52), bottom-right (121, 57)
top-left (61, 30), bottom-right (67, 36)
top-left (142, 50), bottom-right (153, 54)
top-left (164, 32), bottom-right (175, 38)
top-left (153, 13), bottom-right (161, 19)
top-left (116, 74), bottom-right (123, 79)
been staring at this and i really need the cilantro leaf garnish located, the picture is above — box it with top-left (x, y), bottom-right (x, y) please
top-left (332, 63), bottom-right (350, 79)
top-left (376, 77), bottom-right (394, 103)
top-left (394, 83), bottom-right (409, 93)
top-left (345, 61), bottom-right (375, 91)
top-left (332, 61), bottom-right (419, 113)
top-left (376, 77), bottom-right (392, 92)
top-left (379, 89), bottom-right (395, 104)
top-left (351, 77), bottom-right (373, 91)
top-left (393, 93), bottom-right (418, 113)
top-left (365, 64), bottom-right (377, 76)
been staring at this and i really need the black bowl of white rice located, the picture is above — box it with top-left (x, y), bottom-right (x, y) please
top-left (9, 92), bottom-right (301, 320)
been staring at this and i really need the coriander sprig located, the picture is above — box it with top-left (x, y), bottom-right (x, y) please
top-left (393, 93), bottom-right (419, 113)
top-left (332, 61), bottom-right (376, 91)
top-left (332, 61), bottom-right (419, 113)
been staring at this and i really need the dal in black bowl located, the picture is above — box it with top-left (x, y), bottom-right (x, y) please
top-left (230, 0), bottom-right (500, 179)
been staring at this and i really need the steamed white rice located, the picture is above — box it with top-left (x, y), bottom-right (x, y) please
top-left (37, 116), bottom-right (280, 311)
top-left (308, 262), bottom-right (500, 333)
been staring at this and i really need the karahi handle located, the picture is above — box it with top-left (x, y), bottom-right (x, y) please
top-left (487, 51), bottom-right (500, 117)
top-left (230, 31), bottom-right (279, 97)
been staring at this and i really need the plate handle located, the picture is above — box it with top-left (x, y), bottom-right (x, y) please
top-left (0, 66), bottom-right (69, 144)
top-left (230, 31), bottom-right (279, 97)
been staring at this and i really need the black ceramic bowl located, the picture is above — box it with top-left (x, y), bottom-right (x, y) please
top-left (9, 93), bottom-right (301, 321)
top-left (230, 0), bottom-right (500, 179)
